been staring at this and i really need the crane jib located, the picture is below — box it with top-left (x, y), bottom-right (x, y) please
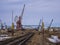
top-left (20, 4), bottom-right (25, 18)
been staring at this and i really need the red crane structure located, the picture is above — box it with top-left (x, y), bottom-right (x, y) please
top-left (16, 4), bottom-right (25, 30)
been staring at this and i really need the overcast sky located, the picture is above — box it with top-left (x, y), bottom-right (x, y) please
top-left (0, 0), bottom-right (60, 27)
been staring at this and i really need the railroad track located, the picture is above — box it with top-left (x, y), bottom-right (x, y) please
top-left (0, 32), bottom-right (34, 45)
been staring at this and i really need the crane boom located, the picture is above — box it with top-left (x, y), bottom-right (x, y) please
top-left (20, 4), bottom-right (25, 19)
top-left (48, 19), bottom-right (53, 31)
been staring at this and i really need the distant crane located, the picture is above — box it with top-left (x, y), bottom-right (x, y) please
top-left (47, 19), bottom-right (53, 36)
top-left (41, 19), bottom-right (45, 45)
top-left (8, 11), bottom-right (14, 36)
top-left (1, 23), bottom-right (4, 30)
top-left (4, 22), bottom-right (7, 29)
top-left (11, 11), bottom-right (14, 30)
top-left (0, 19), bottom-right (4, 30)
top-left (38, 19), bottom-right (42, 31)
top-left (47, 19), bottom-right (53, 31)
top-left (16, 4), bottom-right (25, 30)
top-left (11, 11), bottom-right (14, 36)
